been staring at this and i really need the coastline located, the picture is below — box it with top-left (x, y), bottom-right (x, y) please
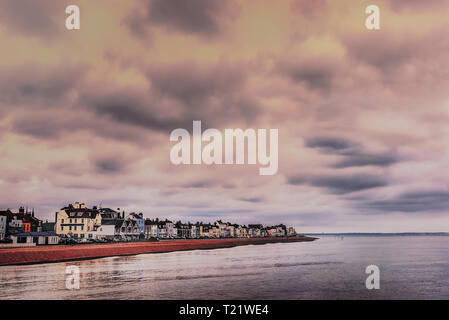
top-left (0, 236), bottom-right (317, 266)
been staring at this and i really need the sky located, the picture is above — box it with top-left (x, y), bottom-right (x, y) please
top-left (1, 0), bottom-right (449, 232)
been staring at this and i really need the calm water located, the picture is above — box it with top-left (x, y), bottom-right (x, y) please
top-left (1, 236), bottom-right (449, 299)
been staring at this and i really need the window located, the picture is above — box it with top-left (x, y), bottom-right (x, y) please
top-left (74, 226), bottom-right (77, 231)
top-left (69, 226), bottom-right (72, 231)
top-left (61, 226), bottom-right (64, 231)
top-left (70, 219), bottom-right (72, 223)
top-left (61, 219), bottom-right (64, 224)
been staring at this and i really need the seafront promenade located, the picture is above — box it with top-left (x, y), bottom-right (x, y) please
top-left (0, 236), bottom-right (317, 266)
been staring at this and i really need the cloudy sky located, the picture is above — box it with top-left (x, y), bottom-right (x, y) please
top-left (1, 0), bottom-right (449, 232)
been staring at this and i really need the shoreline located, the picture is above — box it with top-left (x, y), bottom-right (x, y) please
top-left (0, 236), bottom-right (317, 266)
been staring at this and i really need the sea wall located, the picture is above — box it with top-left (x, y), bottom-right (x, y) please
top-left (0, 236), bottom-right (316, 266)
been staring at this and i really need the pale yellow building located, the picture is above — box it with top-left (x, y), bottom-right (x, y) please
top-left (55, 202), bottom-right (102, 239)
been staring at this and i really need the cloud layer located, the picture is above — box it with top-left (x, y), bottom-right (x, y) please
top-left (1, 0), bottom-right (449, 232)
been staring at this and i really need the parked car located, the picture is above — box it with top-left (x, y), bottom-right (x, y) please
top-left (64, 238), bottom-right (79, 245)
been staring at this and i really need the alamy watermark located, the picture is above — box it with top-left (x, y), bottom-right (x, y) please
top-left (65, 265), bottom-right (80, 290)
top-left (170, 121), bottom-right (278, 176)
top-left (65, 5), bottom-right (80, 30)
top-left (64, 4), bottom-right (379, 31)
top-left (365, 265), bottom-right (380, 290)
top-left (365, 5), bottom-right (380, 30)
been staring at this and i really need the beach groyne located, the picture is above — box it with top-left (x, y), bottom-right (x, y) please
top-left (0, 236), bottom-right (317, 266)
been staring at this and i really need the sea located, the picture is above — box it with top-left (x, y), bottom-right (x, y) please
top-left (1, 235), bottom-right (449, 299)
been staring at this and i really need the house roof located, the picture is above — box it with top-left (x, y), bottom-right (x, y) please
top-left (99, 208), bottom-right (117, 213)
top-left (127, 212), bottom-right (144, 219)
top-left (64, 208), bottom-right (99, 219)
top-left (0, 209), bottom-right (13, 216)
top-left (0, 210), bottom-right (41, 225)
top-left (102, 220), bottom-right (119, 226)
top-left (100, 209), bottom-right (120, 219)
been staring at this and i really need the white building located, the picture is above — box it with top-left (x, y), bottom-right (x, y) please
top-left (125, 213), bottom-right (145, 235)
top-left (144, 220), bottom-right (159, 238)
top-left (158, 220), bottom-right (174, 238)
top-left (190, 224), bottom-right (197, 238)
top-left (276, 226), bottom-right (286, 236)
top-left (215, 221), bottom-right (227, 238)
top-left (9, 216), bottom-right (23, 229)
top-left (115, 219), bottom-right (140, 239)
top-left (166, 220), bottom-right (174, 237)
top-left (287, 227), bottom-right (296, 236)
top-left (87, 220), bottom-right (117, 239)
top-left (0, 214), bottom-right (6, 240)
top-left (235, 226), bottom-right (241, 238)
top-left (11, 232), bottom-right (59, 245)
top-left (227, 225), bottom-right (235, 238)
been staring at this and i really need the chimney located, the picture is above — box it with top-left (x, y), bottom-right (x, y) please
top-left (32, 208), bottom-right (35, 217)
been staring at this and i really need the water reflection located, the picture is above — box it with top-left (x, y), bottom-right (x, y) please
top-left (1, 237), bottom-right (449, 299)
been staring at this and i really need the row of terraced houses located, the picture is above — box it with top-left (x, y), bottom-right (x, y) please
top-left (1, 202), bottom-right (297, 244)
top-left (56, 202), bottom-right (296, 240)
